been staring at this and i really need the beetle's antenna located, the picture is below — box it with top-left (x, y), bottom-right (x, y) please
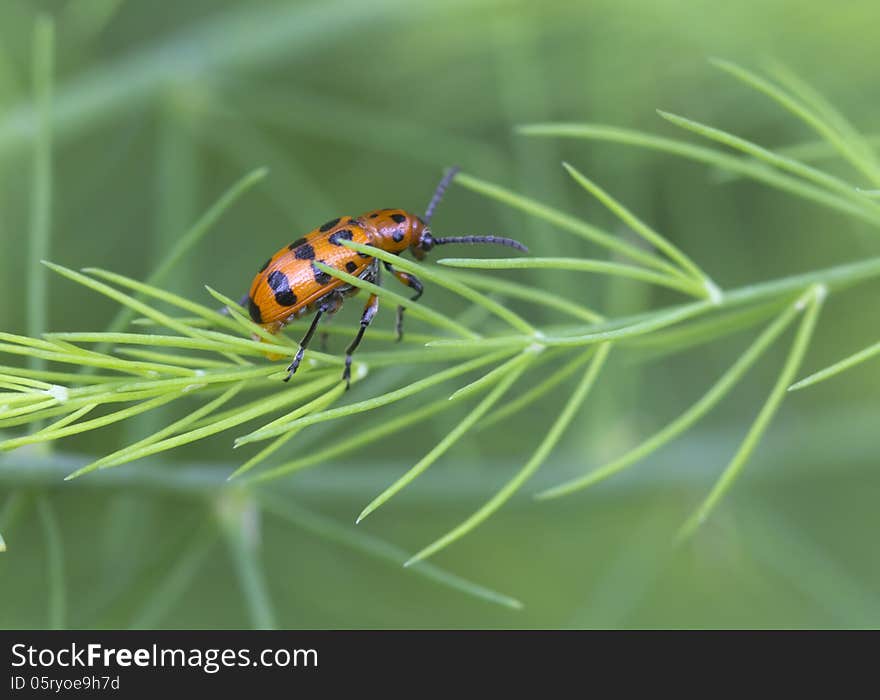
top-left (424, 166), bottom-right (461, 224)
top-left (432, 235), bottom-right (528, 252)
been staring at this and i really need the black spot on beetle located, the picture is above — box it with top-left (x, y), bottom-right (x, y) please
top-left (294, 243), bottom-right (315, 259)
top-left (390, 213), bottom-right (406, 224)
top-left (312, 260), bottom-right (332, 285)
top-left (329, 229), bottom-right (353, 245)
top-left (275, 289), bottom-right (298, 306)
top-left (369, 213), bottom-right (379, 219)
top-left (267, 270), bottom-right (298, 306)
top-left (247, 297), bottom-right (263, 324)
top-left (288, 237), bottom-right (307, 250)
top-left (392, 228), bottom-right (405, 242)
top-left (258, 258), bottom-right (271, 272)
top-left (319, 218), bottom-right (340, 232)
top-left (267, 270), bottom-right (287, 291)
top-left (345, 261), bottom-right (357, 273)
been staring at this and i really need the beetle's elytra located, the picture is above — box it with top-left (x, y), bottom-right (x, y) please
top-left (242, 167), bottom-right (528, 387)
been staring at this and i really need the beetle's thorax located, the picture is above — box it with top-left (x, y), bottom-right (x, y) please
top-left (359, 208), bottom-right (430, 258)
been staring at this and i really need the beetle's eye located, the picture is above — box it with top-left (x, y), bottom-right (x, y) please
top-left (420, 232), bottom-right (434, 252)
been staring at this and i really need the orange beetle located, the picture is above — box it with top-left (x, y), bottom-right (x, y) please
top-left (242, 167), bottom-right (527, 387)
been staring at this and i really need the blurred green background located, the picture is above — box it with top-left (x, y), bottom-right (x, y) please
top-left (1, 0), bottom-right (879, 629)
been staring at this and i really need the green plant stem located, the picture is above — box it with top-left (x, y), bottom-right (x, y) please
top-left (429, 253), bottom-right (880, 349)
top-left (218, 496), bottom-right (276, 630)
top-left (28, 15), bottom-right (54, 379)
top-left (37, 493), bottom-right (65, 629)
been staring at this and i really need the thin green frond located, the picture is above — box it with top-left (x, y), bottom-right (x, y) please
top-left (438, 256), bottom-right (706, 297)
top-left (478, 349), bottom-right (596, 430)
top-left (67, 383), bottom-right (246, 479)
top-left (357, 350), bottom-right (535, 523)
top-left (85, 269), bottom-right (245, 336)
top-left (517, 123), bottom-right (879, 225)
top-left (81, 373), bottom-right (340, 473)
top-left (622, 298), bottom-right (786, 355)
top-left (711, 58), bottom-right (880, 187)
top-left (656, 110), bottom-right (880, 224)
top-left (114, 348), bottom-right (238, 369)
top-left (678, 284), bottom-right (826, 541)
top-left (246, 393), bottom-right (463, 483)
top-left (765, 61), bottom-right (880, 182)
top-left (440, 268), bottom-right (603, 322)
top-left (235, 348), bottom-right (516, 446)
top-left (97, 167), bottom-right (268, 343)
top-left (45, 263), bottom-right (225, 344)
top-left (453, 172), bottom-right (685, 278)
top-left (789, 338), bottom-right (880, 392)
top-left (405, 342), bottom-right (611, 566)
top-left (0, 393), bottom-right (182, 451)
top-left (538, 296), bottom-right (804, 499)
top-left (447, 346), bottom-right (541, 402)
top-left (562, 162), bottom-right (719, 295)
top-left (227, 382), bottom-right (347, 479)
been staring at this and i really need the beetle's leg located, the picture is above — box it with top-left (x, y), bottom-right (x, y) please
top-left (383, 261), bottom-right (423, 341)
top-left (343, 293), bottom-right (380, 389)
top-left (285, 311), bottom-right (323, 382)
top-left (285, 294), bottom-right (342, 382)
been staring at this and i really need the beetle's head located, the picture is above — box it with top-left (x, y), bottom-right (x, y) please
top-left (411, 166), bottom-right (528, 260)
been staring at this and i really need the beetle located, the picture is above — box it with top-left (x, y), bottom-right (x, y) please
top-left (242, 167), bottom-right (528, 387)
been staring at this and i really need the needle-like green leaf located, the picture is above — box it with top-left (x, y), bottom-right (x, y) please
top-left (537, 295), bottom-right (804, 499)
top-left (438, 256), bottom-right (705, 297)
top-left (677, 284), bottom-right (825, 541)
top-left (789, 338), bottom-right (880, 392)
top-left (562, 162), bottom-right (720, 297)
top-left (357, 351), bottom-right (535, 523)
top-left (405, 342), bottom-right (611, 566)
